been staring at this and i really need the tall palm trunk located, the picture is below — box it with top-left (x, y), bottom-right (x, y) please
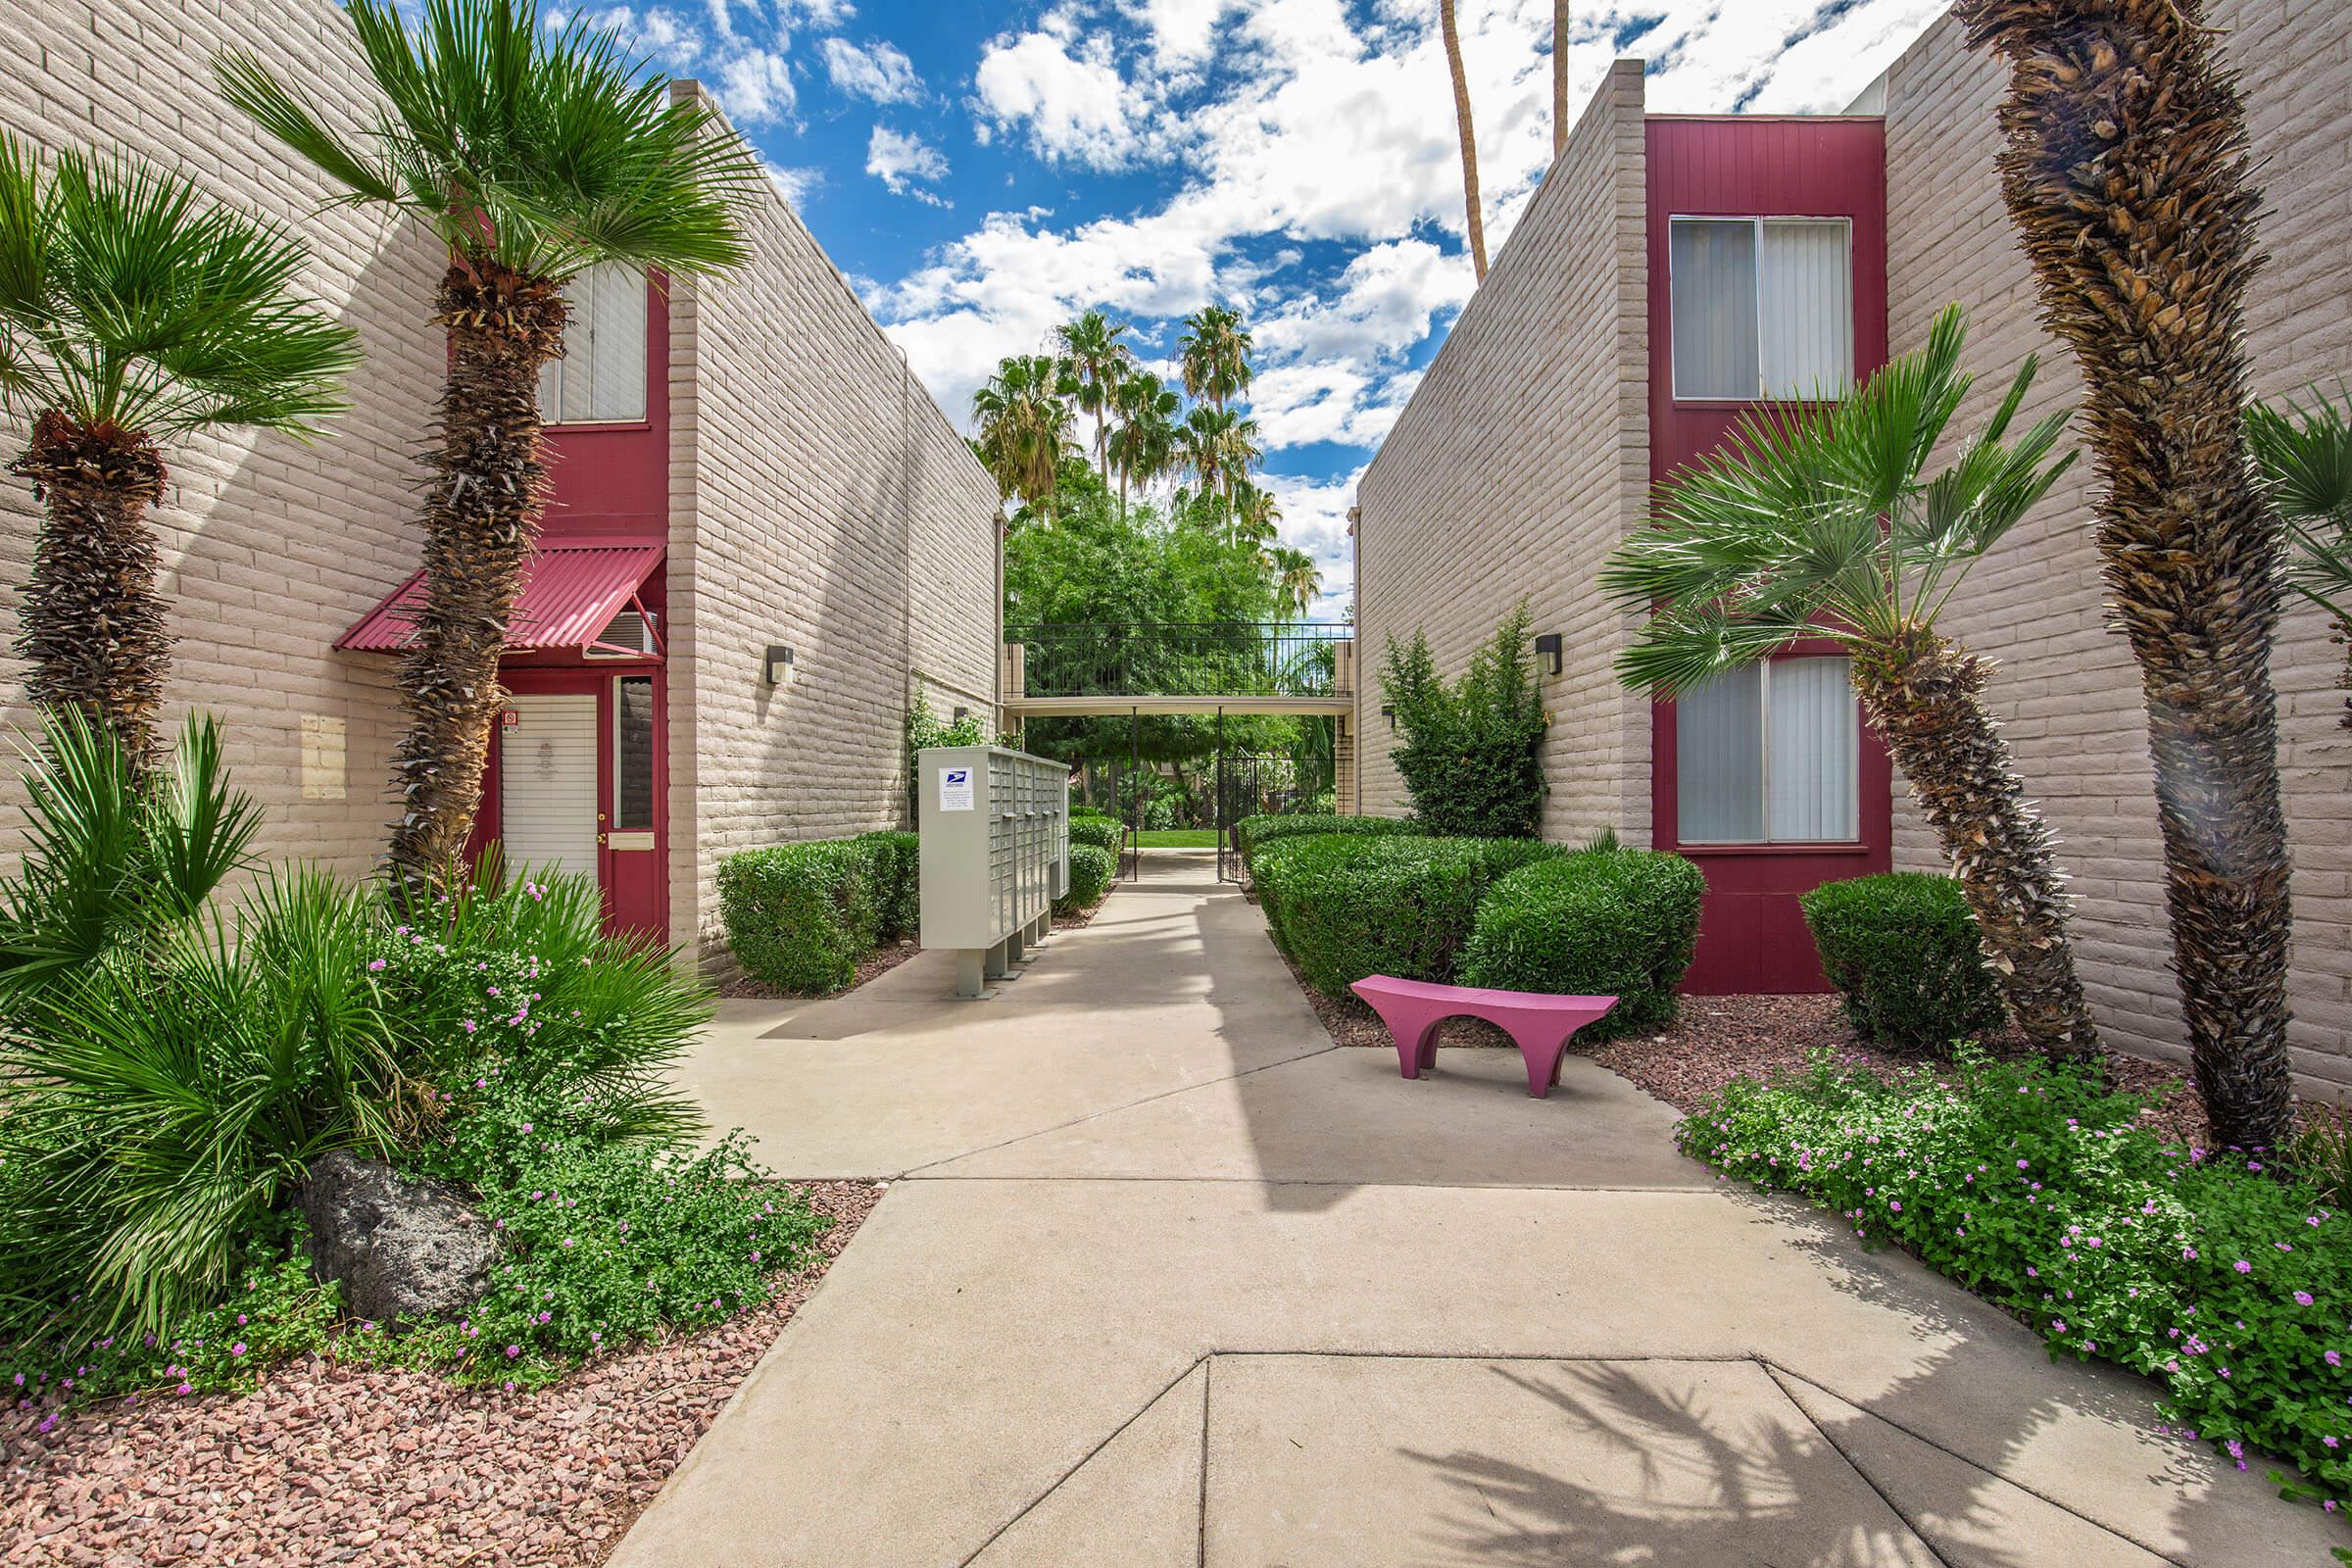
top-left (1852, 627), bottom-right (2100, 1059)
top-left (1957, 0), bottom-right (2293, 1149)
top-left (1439, 0), bottom-right (1489, 282)
top-left (385, 259), bottom-right (567, 891)
top-left (1552, 0), bottom-right (1570, 159)
top-left (10, 410), bottom-right (172, 768)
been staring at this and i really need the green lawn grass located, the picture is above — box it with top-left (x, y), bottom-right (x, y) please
top-left (1129, 829), bottom-right (1219, 849)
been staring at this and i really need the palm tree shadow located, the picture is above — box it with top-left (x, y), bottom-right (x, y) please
top-left (1405, 1361), bottom-right (2033, 1568)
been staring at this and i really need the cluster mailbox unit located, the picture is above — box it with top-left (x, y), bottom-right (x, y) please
top-left (917, 746), bottom-right (1071, 998)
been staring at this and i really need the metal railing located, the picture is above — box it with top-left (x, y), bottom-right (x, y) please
top-left (1005, 622), bottom-right (1353, 702)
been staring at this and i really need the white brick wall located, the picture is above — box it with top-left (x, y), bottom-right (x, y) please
top-left (663, 85), bottom-right (1002, 962)
top-left (1881, 3), bottom-right (2352, 1091)
top-left (0, 0), bottom-right (444, 873)
top-left (1353, 60), bottom-right (1651, 843)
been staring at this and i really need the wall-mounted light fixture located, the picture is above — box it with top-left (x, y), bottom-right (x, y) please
top-left (1381, 704), bottom-right (1396, 727)
top-left (1534, 632), bottom-right (1563, 678)
top-left (761, 644), bottom-right (796, 687)
top-left (953, 706), bottom-right (969, 723)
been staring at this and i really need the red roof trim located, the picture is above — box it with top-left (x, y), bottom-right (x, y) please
top-left (336, 545), bottom-right (664, 656)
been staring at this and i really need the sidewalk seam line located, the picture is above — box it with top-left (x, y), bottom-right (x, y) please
top-left (1763, 1362), bottom-right (1956, 1568)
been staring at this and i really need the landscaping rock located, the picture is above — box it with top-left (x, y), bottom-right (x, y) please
top-left (297, 1152), bottom-right (501, 1327)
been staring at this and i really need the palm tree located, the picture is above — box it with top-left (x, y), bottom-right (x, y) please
top-left (1440, 0), bottom-right (1489, 282)
top-left (1179, 405), bottom-right (1262, 522)
top-left (0, 138), bottom-right (359, 767)
top-left (1955, 0), bottom-right (2293, 1148)
top-left (2247, 388), bottom-right (2352, 727)
top-left (1271, 546), bottom-right (1320, 618)
top-left (972, 354), bottom-right (1076, 511)
top-left (1178, 305), bottom-right (1253, 413)
top-left (1552, 1), bottom-right (1571, 160)
top-left (1055, 310), bottom-right (1134, 489)
top-left (1234, 479), bottom-right (1282, 547)
top-left (1105, 369), bottom-right (1179, 518)
top-left (217, 0), bottom-right (761, 892)
top-left (1599, 306), bottom-right (2099, 1060)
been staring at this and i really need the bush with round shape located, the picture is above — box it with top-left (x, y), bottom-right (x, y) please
top-left (1252, 834), bottom-right (1558, 997)
top-left (717, 840), bottom-right (885, 994)
top-left (1458, 849), bottom-right (1705, 1042)
top-left (1800, 872), bottom-right (2004, 1050)
top-left (1067, 815), bottom-right (1122, 853)
top-left (1056, 842), bottom-right (1115, 914)
top-left (856, 830), bottom-right (920, 941)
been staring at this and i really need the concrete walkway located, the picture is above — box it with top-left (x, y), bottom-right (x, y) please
top-left (621, 852), bottom-right (2337, 1567)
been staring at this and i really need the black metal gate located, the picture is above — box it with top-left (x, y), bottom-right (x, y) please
top-left (1216, 753), bottom-right (1315, 882)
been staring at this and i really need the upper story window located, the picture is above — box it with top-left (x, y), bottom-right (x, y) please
top-left (1669, 218), bottom-right (1853, 402)
top-left (1676, 655), bottom-right (1859, 845)
top-left (538, 264), bottom-right (648, 424)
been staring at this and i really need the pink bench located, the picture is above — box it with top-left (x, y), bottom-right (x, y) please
top-left (1349, 975), bottom-right (1617, 1099)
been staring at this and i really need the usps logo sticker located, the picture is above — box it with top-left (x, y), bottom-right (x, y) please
top-left (939, 766), bottom-right (975, 812)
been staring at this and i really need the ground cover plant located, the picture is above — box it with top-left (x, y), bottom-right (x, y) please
top-left (1802, 872), bottom-right (2006, 1051)
top-left (1253, 832), bottom-right (1558, 996)
top-left (1458, 847), bottom-right (1704, 1042)
top-left (0, 712), bottom-right (828, 1412)
top-left (1686, 1049), bottom-right (2352, 1524)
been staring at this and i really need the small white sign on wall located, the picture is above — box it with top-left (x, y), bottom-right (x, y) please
top-left (939, 766), bottom-right (975, 811)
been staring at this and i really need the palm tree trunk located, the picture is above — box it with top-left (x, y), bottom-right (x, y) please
top-left (1552, 0), bottom-right (1570, 159)
top-left (385, 259), bottom-right (567, 893)
top-left (1440, 0), bottom-right (1490, 282)
top-left (10, 411), bottom-right (172, 769)
top-left (1852, 629), bottom-right (2100, 1059)
top-left (1957, 0), bottom-right (2294, 1150)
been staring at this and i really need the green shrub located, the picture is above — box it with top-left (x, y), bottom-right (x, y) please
top-left (1458, 849), bottom-right (1705, 1041)
top-left (716, 839), bottom-right (887, 994)
top-left (1057, 843), bottom-right (1115, 914)
top-left (1380, 603), bottom-right (1548, 838)
top-left (1686, 1050), bottom-right (2352, 1516)
top-left (857, 830), bottom-right (921, 941)
top-left (1253, 834), bottom-right (1559, 996)
top-left (1233, 811), bottom-right (1420, 864)
top-left (1800, 873), bottom-right (2004, 1050)
top-left (1068, 815), bottom-right (1122, 853)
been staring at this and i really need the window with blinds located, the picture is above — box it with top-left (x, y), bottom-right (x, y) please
top-left (538, 264), bottom-right (649, 423)
top-left (1675, 655), bottom-right (1859, 844)
top-left (1668, 218), bottom-right (1854, 402)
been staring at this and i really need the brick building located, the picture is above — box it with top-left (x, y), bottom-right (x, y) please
top-left (0, 0), bottom-right (1002, 966)
top-left (1351, 4), bottom-right (2352, 1089)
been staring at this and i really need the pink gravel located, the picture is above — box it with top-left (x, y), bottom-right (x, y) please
top-left (0, 1181), bottom-right (880, 1567)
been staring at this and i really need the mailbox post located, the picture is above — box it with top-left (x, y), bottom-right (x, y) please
top-left (918, 745), bottom-right (1070, 998)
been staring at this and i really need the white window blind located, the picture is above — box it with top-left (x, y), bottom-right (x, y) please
top-left (1669, 218), bottom-right (1852, 402)
top-left (538, 264), bottom-right (648, 423)
top-left (1676, 656), bottom-right (1859, 844)
top-left (1760, 221), bottom-right (1854, 399)
top-left (1669, 220), bottom-right (1761, 401)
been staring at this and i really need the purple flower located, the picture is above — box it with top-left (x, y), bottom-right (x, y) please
top-left (368, 958), bottom-right (386, 972)
top-left (230, 1343), bottom-right (246, 1357)
top-left (2296, 1292), bottom-right (2316, 1306)
top-left (2234, 1260), bottom-right (2253, 1274)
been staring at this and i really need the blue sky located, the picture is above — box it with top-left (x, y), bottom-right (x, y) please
top-left (586, 0), bottom-right (1955, 618)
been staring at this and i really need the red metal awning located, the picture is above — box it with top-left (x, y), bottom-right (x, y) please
top-left (337, 544), bottom-right (663, 657)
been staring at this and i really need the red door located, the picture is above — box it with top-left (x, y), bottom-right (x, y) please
top-left (475, 668), bottom-right (668, 946)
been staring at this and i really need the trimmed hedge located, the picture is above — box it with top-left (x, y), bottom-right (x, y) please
top-left (857, 830), bottom-right (920, 942)
top-left (1799, 872), bottom-right (2004, 1050)
top-left (1253, 833), bottom-right (1559, 997)
top-left (1057, 842), bottom-right (1115, 914)
top-left (1458, 849), bottom-right (1705, 1042)
top-left (1233, 812), bottom-right (1421, 865)
top-left (717, 833), bottom-right (920, 995)
top-left (1067, 815), bottom-right (1122, 853)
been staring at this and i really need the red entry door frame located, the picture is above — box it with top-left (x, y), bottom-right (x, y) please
top-left (473, 666), bottom-right (669, 945)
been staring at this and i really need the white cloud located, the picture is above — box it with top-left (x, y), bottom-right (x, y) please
top-left (822, 36), bottom-right (923, 103)
top-left (764, 161), bottom-right (822, 208)
top-left (1263, 467), bottom-right (1362, 620)
top-left (716, 46), bottom-right (796, 124)
top-left (973, 12), bottom-right (1164, 171)
top-left (867, 126), bottom-right (952, 204)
